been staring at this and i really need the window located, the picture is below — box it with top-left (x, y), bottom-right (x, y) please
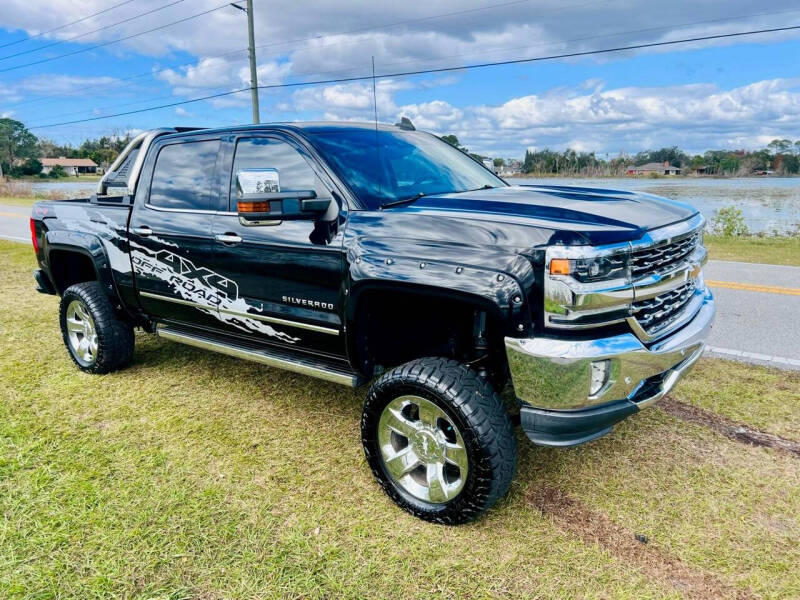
top-left (149, 140), bottom-right (220, 211)
top-left (230, 138), bottom-right (319, 204)
top-left (309, 129), bottom-right (505, 210)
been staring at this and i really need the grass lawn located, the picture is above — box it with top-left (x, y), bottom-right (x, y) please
top-left (9, 174), bottom-right (103, 182)
top-left (0, 196), bottom-right (41, 206)
top-left (704, 234), bottom-right (800, 266)
top-left (2, 240), bottom-right (800, 598)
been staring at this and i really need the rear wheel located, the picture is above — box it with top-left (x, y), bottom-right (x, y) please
top-left (59, 282), bottom-right (134, 374)
top-left (362, 357), bottom-right (517, 525)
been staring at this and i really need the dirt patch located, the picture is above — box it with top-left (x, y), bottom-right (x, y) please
top-left (661, 397), bottom-right (800, 458)
top-left (528, 485), bottom-right (756, 600)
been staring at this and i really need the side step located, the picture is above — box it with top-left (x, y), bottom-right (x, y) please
top-left (156, 325), bottom-right (364, 387)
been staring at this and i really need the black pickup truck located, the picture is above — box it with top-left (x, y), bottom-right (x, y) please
top-left (30, 121), bottom-right (714, 524)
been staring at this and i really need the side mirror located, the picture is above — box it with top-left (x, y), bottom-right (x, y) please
top-left (237, 190), bottom-right (331, 222)
top-left (235, 168), bottom-right (330, 223)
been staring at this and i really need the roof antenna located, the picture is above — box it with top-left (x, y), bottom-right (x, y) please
top-left (372, 55), bottom-right (382, 197)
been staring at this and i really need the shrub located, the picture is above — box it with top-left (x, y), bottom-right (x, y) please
top-left (48, 165), bottom-right (67, 178)
top-left (711, 206), bottom-right (749, 237)
top-left (21, 157), bottom-right (42, 175)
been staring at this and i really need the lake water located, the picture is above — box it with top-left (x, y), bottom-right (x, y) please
top-left (32, 177), bottom-right (800, 235)
top-left (506, 177), bottom-right (800, 235)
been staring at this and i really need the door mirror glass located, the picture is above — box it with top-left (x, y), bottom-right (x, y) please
top-left (236, 168), bottom-right (281, 195)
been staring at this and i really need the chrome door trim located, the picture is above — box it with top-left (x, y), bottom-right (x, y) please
top-left (139, 290), bottom-right (340, 335)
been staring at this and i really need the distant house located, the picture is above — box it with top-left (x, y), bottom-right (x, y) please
top-left (627, 161), bottom-right (682, 176)
top-left (41, 157), bottom-right (98, 176)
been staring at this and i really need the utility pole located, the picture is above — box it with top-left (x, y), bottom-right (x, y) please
top-left (230, 1), bottom-right (260, 123)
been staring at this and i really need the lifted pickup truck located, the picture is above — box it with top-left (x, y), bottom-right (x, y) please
top-left (31, 121), bottom-right (714, 524)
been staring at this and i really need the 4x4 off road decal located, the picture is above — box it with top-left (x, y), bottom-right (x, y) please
top-left (131, 246), bottom-right (300, 344)
top-left (51, 205), bottom-right (299, 343)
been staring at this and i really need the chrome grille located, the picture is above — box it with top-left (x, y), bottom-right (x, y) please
top-left (632, 281), bottom-right (696, 337)
top-left (631, 231), bottom-right (700, 278)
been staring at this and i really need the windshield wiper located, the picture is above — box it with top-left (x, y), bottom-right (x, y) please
top-left (380, 192), bottom-right (427, 209)
top-left (380, 184), bottom-right (496, 209)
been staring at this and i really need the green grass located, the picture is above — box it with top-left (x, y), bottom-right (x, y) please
top-left (0, 196), bottom-right (41, 206)
top-left (705, 234), bottom-right (800, 266)
top-left (1, 240), bottom-right (799, 598)
top-left (673, 358), bottom-right (800, 439)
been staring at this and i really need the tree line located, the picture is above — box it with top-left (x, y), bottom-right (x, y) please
top-left (521, 140), bottom-right (800, 176)
top-left (0, 117), bottom-right (132, 178)
top-left (3, 117), bottom-right (799, 179)
top-left (441, 133), bottom-right (800, 177)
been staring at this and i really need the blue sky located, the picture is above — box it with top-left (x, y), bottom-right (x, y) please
top-left (1, 0), bottom-right (799, 157)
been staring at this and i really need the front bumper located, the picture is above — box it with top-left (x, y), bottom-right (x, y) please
top-left (505, 288), bottom-right (715, 446)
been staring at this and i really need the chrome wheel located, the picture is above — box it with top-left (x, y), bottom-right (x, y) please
top-left (377, 395), bottom-right (469, 504)
top-left (65, 299), bottom-right (98, 365)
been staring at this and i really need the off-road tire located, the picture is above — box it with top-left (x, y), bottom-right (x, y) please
top-left (59, 281), bottom-right (134, 374)
top-left (362, 357), bottom-right (517, 525)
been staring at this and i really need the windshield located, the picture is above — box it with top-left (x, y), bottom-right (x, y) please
top-left (308, 128), bottom-right (506, 210)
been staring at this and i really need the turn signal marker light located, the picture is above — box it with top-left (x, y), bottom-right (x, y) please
top-left (238, 201), bottom-right (274, 213)
top-left (549, 258), bottom-right (571, 275)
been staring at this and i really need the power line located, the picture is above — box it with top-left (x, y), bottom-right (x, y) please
top-left (0, 0), bottom-right (187, 62)
top-left (28, 23), bottom-right (800, 130)
top-left (2, 0), bottom-right (539, 109)
top-left (26, 6), bottom-right (800, 121)
top-left (0, 2), bottom-right (233, 74)
top-left (0, 0), bottom-right (138, 50)
top-left (368, 6), bottom-right (800, 75)
top-left (9, 1), bottom-right (800, 116)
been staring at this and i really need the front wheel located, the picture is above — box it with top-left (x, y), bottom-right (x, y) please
top-left (362, 357), bottom-right (517, 525)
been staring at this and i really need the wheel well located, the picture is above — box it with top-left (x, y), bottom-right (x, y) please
top-left (350, 288), bottom-right (509, 382)
top-left (48, 250), bottom-right (97, 294)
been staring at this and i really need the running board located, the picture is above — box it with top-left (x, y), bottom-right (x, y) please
top-left (156, 326), bottom-right (364, 387)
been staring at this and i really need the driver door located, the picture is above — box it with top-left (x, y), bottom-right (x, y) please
top-left (208, 134), bottom-right (347, 356)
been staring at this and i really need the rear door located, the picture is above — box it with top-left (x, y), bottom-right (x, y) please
top-left (129, 135), bottom-right (227, 331)
top-left (207, 133), bottom-right (347, 355)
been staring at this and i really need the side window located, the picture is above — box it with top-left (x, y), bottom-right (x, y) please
top-left (230, 138), bottom-right (322, 204)
top-left (149, 140), bottom-right (220, 211)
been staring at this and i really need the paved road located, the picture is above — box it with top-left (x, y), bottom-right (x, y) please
top-left (2, 202), bottom-right (798, 370)
top-left (0, 203), bottom-right (30, 243)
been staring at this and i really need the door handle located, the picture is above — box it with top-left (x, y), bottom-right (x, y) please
top-left (214, 233), bottom-right (243, 244)
top-left (132, 226), bottom-right (153, 237)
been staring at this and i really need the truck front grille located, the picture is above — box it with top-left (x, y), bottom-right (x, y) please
top-left (632, 280), bottom-right (696, 338)
top-left (631, 231), bottom-right (700, 278)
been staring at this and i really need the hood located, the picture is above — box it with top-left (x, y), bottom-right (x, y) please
top-left (394, 184), bottom-right (698, 246)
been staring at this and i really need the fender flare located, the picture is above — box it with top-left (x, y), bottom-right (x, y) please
top-left (342, 251), bottom-right (535, 373)
top-left (44, 230), bottom-right (124, 308)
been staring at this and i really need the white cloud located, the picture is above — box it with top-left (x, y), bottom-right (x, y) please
top-left (288, 77), bottom-right (800, 156)
top-left (2, 0), bottom-right (799, 100)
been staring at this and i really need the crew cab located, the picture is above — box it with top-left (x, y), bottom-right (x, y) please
top-left (30, 121), bottom-right (714, 524)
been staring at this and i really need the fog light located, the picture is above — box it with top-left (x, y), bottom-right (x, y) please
top-left (589, 360), bottom-right (611, 396)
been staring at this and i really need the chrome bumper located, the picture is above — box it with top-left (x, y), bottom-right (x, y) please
top-left (505, 288), bottom-right (714, 411)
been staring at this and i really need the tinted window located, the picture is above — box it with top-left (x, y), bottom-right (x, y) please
top-left (230, 138), bottom-right (318, 202)
top-left (149, 140), bottom-right (219, 211)
top-left (309, 129), bottom-right (505, 210)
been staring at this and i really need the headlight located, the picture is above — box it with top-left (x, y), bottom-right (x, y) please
top-left (549, 254), bottom-right (628, 283)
